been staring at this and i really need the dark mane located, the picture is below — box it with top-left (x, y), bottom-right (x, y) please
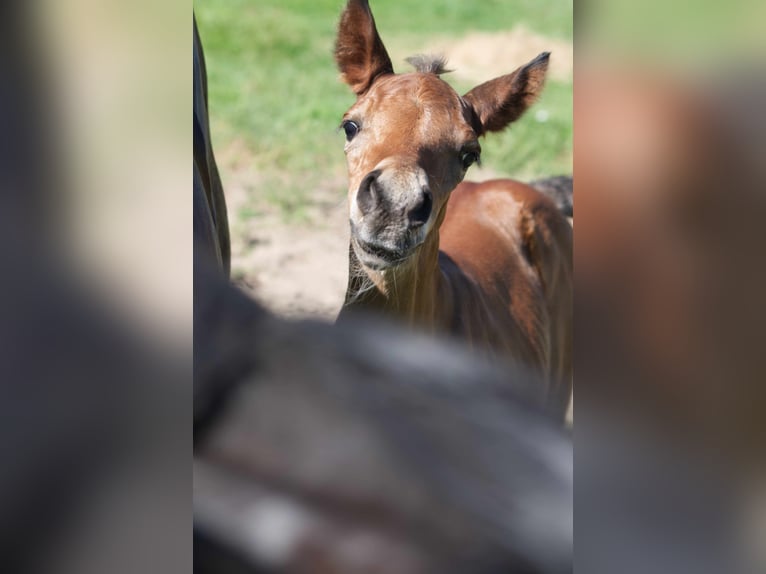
top-left (405, 54), bottom-right (452, 76)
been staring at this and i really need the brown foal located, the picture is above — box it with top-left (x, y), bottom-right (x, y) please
top-left (334, 0), bottom-right (572, 418)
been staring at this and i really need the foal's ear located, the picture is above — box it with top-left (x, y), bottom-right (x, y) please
top-left (463, 52), bottom-right (550, 134)
top-left (335, 0), bottom-right (394, 95)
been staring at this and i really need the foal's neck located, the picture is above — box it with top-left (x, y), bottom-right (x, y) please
top-left (342, 231), bottom-right (445, 329)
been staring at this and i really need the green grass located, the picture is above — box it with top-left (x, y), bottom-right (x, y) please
top-left (195, 0), bottom-right (572, 217)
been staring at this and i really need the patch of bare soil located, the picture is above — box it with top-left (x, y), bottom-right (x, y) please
top-left (231, 209), bottom-right (349, 320)
top-left (425, 27), bottom-right (573, 84)
top-left (219, 141), bottom-right (349, 320)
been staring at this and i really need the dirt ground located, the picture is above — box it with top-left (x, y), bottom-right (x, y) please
top-left (222, 162), bottom-right (349, 320)
top-left (232, 212), bottom-right (349, 320)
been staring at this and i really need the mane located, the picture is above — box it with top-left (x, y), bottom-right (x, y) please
top-left (404, 54), bottom-right (452, 76)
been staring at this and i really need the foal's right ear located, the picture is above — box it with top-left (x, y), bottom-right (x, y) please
top-left (463, 52), bottom-right (550, 135)
top-left (334, 0), bottom-right (394, 95)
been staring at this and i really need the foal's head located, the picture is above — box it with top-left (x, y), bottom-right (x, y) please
top-left (335, 0), bottom-right (549, 271)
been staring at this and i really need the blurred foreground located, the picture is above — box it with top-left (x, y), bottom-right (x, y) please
top-left (0, 1), bottom-right (763, 573)
top-left (576, 1), bottom-right (766, 571)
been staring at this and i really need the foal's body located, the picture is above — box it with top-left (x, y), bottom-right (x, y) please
top-left (334, 0), bottom-right (572, 418)
top-left (342, 179), bottom-right (572, 414)
top-left (441, 181), bottom-right (571, 380)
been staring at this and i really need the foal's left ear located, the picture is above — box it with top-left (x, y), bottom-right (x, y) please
top-left (335, 0), bottom-right (394, 96)
top-left (463, 52), bottom-right (550, 135)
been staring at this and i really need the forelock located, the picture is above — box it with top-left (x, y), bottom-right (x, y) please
top-left (404, 54), bottom-right (452, 76)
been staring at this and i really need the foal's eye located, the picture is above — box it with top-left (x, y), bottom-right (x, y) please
top-left (342, 120), bottom-right (360, 141)
top-left (460, 150), bottom-right (480, 170)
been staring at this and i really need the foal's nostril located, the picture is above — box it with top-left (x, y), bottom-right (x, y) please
top-left (357, 170), bottom-right (381, 216)
top-left (408, 189), bottom-right (432, 228)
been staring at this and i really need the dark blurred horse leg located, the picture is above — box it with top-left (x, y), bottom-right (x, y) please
top-left (193, 16), bottom-right (231, 277)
